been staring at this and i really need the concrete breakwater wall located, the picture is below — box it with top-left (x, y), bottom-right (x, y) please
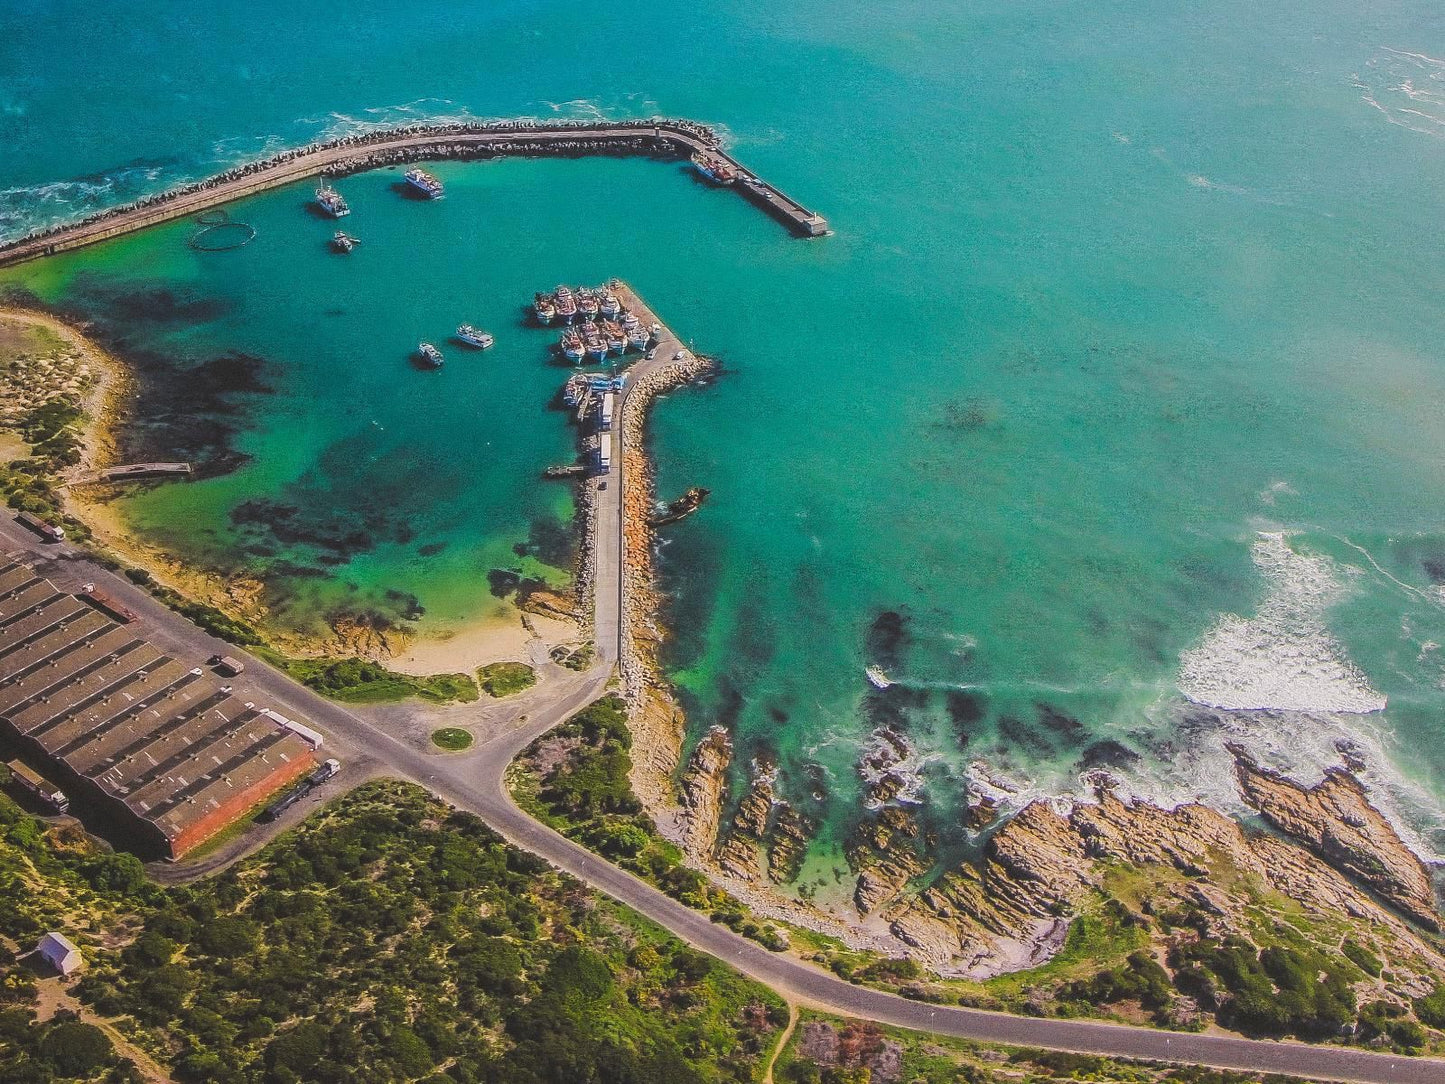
top-left (0, 117), bottom-right (825, 267)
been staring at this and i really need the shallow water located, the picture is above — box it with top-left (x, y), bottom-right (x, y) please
top-left (4, 0), bottom-right (1445, 875)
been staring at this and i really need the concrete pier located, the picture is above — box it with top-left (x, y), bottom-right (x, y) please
top-left (568, 282), bottom-right (713, 686)
top-left (0, 119), bottom-right (827, 268)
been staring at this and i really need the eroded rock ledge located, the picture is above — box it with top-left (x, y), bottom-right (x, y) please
top-left (647, 711), bottom-right (1444, 984)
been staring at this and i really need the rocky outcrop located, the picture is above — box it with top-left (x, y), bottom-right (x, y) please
top-left (518, 587), bottom-right (579, 621)
top-left (795, 1021), bottom-right (903, 1084)
top-left (881, 778), bottom-right (1445, 980)
top-left (846, 807), bottom-right (932, 915)
top-left (676, 726), bottom-right (732, 860)
top-left (1231, 746), bottom-right (1440, 930)
top-left (767, 803), bottom-right (816, 885)
top-left (717, 769), bottom-right (774, 881)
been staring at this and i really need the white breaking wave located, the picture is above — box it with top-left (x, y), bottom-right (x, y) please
top-left (1355, 46), bottom-right (1445, 138)
top-left (1178, 532), bottom-right (1386, 714)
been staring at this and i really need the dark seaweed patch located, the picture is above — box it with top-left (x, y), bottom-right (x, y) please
top-left (997, 715), bottom-right (1053, 758)
top-left (1078, 740), bottom-right (1142, 771)
top-left (509, 513), bottom-right (574, 568)
top-left (862, 683), bottom-right (929, 731)
top-left (418, 542), bottom-right (447, 557)
top-left (1035, 703), bottom-right (1085, 745)
top-left (487, 568), bottom-right (521, 598)
top-left (384, 589), bottom-right (425, 620)
top-left (945, 690), bottom-right (986, 745)
top-left (865, 609), bottom-right (909, 670)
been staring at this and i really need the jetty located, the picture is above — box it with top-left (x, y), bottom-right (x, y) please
top-left (71, 462), bottom-right (193, 485)
top-left (0, 119), bottom-right (827, 268)
top-left (554, 281), bottom-right (713, 682)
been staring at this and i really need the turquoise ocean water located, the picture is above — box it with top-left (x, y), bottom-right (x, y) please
top-left (4, 0), bottom-right (1445, 876)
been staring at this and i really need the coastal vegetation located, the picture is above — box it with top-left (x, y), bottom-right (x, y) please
top-left (0, 778), bottom-right (786, 1082)
top-left (770, 1011), bottom-right (1317, 1084)
top-left (256, 650), bottom-right (479, 704)
top-left (477, 661), bottom-right (537, 697)
top-left (510, 697), bottom-right (790, 953)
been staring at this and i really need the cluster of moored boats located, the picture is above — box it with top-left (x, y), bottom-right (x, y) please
top-left (539, 286), bottom-right (663, 363)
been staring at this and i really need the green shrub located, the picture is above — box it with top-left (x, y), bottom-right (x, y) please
top-left (1414, 984), bottom-right (1445, 1028)
top-left (39, 1020), bottom-right (111, 1076)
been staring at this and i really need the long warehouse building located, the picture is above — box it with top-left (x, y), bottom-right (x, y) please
top-left (0, 559), bottom-right (316, 858)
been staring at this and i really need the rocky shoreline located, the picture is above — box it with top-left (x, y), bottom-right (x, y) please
top-left (609, 491), bottom-right (1445, 982)
top-left (615, 352), bottom-right (716, 815)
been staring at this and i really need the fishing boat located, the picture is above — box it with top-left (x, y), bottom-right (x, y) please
top-left (577, 289), bottom-right (600, 320)
top-left (627, 325), bottom-right (650, 351)
top-left (553, 286), bottom-right (578, 323)
top-left (560, 330), bottom-right (587, 363)
top-left (865, 667), bottom-right (893, 690)
top-left (534, 292), bottom-right (557, 324)
top-left (456, 325), bottom-right (495, 349)
top-left (416, 342), bottom-right (444, 368)
top-left (691, 151), bottom-right (739, 185)
top-left (603, 321), bottom-right (628, 356)
top-left (330, 230), bottom-right (359, 253)
top-left (403, 168), bottom-right (444, 199)
top-left (315, 182), bottom-right (350, 217)
top-left (599, 291), bottom-right (621, 318)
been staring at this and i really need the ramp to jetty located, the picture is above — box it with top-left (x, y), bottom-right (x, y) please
top-left (0, 120), bottom-right (827, 268)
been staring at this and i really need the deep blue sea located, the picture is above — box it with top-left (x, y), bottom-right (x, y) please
top-left (4, 0), bottom-right (1445, 877)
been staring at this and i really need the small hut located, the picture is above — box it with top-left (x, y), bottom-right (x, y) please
top-left (36, 932), bottom-right (83, 976)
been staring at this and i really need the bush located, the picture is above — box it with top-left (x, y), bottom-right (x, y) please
top-left (40, 1020), bottom-right (112, 1075)
top-left (477, 661), bottom-right (537, 697)
top-left (1414, 984), bottom-right (1445, 1028)
top-left (196, 916), bottom-right (258, 957)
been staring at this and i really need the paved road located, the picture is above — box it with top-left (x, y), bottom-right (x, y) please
top-left (5, 528), bottom-right (1443, 1081)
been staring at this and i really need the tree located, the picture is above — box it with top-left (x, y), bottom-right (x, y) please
top-left (40, 1020), bottom-right (112, 1076)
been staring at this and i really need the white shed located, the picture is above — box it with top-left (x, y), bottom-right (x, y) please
top-left (36, 932), bottom-right (84, 976)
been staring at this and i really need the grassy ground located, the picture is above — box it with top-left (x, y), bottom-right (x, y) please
top-left (477, 660), bottom-right (537, 697)
top-left (254, 648), bottom-right (479, 705)
top-left (431, 727), bottom-right (475, 751)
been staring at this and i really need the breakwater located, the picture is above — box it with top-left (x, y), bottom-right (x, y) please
top-left (0, 119), bottom-right (827, 267)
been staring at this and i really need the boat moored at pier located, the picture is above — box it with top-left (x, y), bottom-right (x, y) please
top-left (560, 329), bottom-right (587, 362)
top-left (534, 293), bottom-right (557, 324)
top-left (456, 325), bottom-right (495, 349)
top-left (403, 167), bottom-right (444, 198)
top-left (692, 150), bottom-right (739, 185)
top-left (553, 286), bottom-right (578, 322)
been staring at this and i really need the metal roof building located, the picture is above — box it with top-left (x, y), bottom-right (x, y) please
top-left (36, 931), bottom-right (84, 976)
top-left (0, 560), bottom-right (316, 858)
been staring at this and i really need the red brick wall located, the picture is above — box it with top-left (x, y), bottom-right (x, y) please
top-left (169, 751), bottom-right (317, 859)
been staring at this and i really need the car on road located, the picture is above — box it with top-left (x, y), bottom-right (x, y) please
top-left (672, 351), bottom-right (684, 360)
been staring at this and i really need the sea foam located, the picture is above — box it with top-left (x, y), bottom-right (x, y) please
top-left (1177, 532), bottom-right (1386, 714)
